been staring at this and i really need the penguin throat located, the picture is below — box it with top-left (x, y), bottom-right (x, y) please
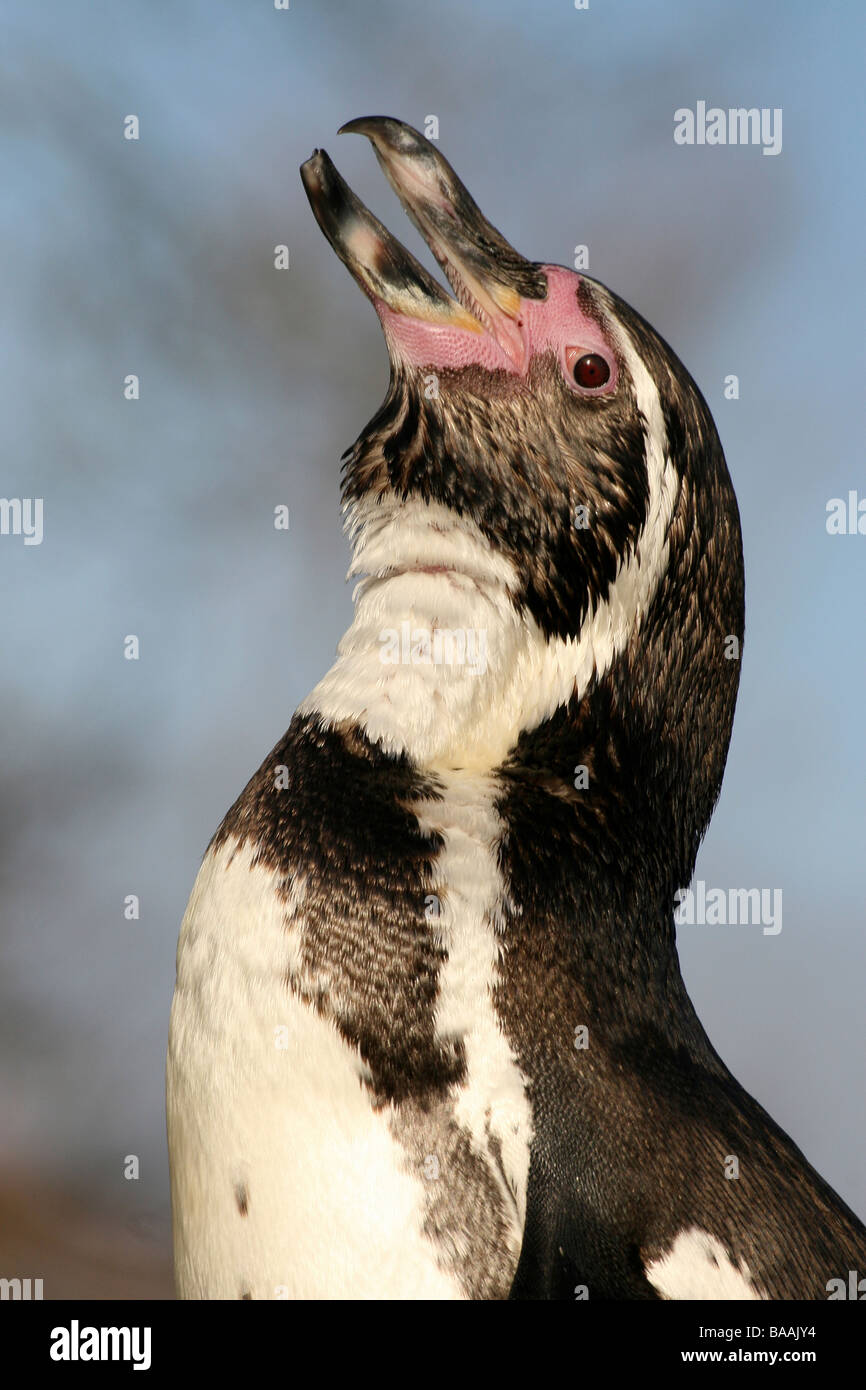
top-left (299, 479), bottom-right (677, 772)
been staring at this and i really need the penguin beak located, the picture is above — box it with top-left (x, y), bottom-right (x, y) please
top-left (301, 117), bottom-right (547, 370)
top-left (301, 148), bottom-right (482, 336)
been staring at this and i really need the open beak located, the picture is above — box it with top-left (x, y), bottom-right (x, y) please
top-left (300, 116), bottom-right (547, 371)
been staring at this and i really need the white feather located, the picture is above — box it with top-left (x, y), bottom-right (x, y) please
top-left (645, 1228), bottom-right (764, 1300)
top-left (415, 772), bottom-right (533, 1241)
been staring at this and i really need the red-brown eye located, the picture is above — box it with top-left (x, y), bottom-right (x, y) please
top-left (573, 352), bottom-right (610, 389)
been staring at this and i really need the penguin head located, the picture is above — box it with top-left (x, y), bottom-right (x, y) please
top-left (301, 118), bottom-right (744, 826)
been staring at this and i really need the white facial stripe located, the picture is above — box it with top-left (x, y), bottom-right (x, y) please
top-left (645, 1227), bottom-right (764, 1300)
top-left (301, 321), bottom-right (678, 771)
top-left (414, 773), bottom-right (533, 1240)
top-left (601, 296), bottom-right (670, 486)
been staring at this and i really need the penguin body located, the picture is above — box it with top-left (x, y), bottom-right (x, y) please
top-left (167, 118), bottom-right (866, 1299)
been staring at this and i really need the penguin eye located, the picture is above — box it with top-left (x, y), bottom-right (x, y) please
top-left (570, 351), bottom-right (611, 390)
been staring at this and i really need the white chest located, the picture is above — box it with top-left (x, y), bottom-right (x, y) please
top-left (167, 770), bottom-right (532, 1299)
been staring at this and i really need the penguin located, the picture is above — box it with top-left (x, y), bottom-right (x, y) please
top-left (166, 116), bottom-right (866, 1301)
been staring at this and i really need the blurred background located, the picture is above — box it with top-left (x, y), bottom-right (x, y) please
top-left (1, 0), bottom-right (863, 1298)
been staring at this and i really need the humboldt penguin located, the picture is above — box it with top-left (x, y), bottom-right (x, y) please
top-left (166, 116), bottom-right (866, 1300)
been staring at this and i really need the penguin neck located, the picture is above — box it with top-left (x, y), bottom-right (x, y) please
top-left (299, 495), bottom-right (610, 771)
top-left (300, 484), bottom-right (680, 775)
top-left (498, 660), bottom-right (721, 1049)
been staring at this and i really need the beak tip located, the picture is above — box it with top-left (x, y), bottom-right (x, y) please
top-left (299, 161), bottom-right (318, 200)
top-left (301, 147), bottom-right (335, 188)
top-left (338, 116), bottom-right (419, 151)
top-left (338, 116), bottom-right (374, 138)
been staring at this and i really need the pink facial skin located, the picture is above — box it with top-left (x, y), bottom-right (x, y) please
top-left (375, 266), bottom-right (618, 393)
